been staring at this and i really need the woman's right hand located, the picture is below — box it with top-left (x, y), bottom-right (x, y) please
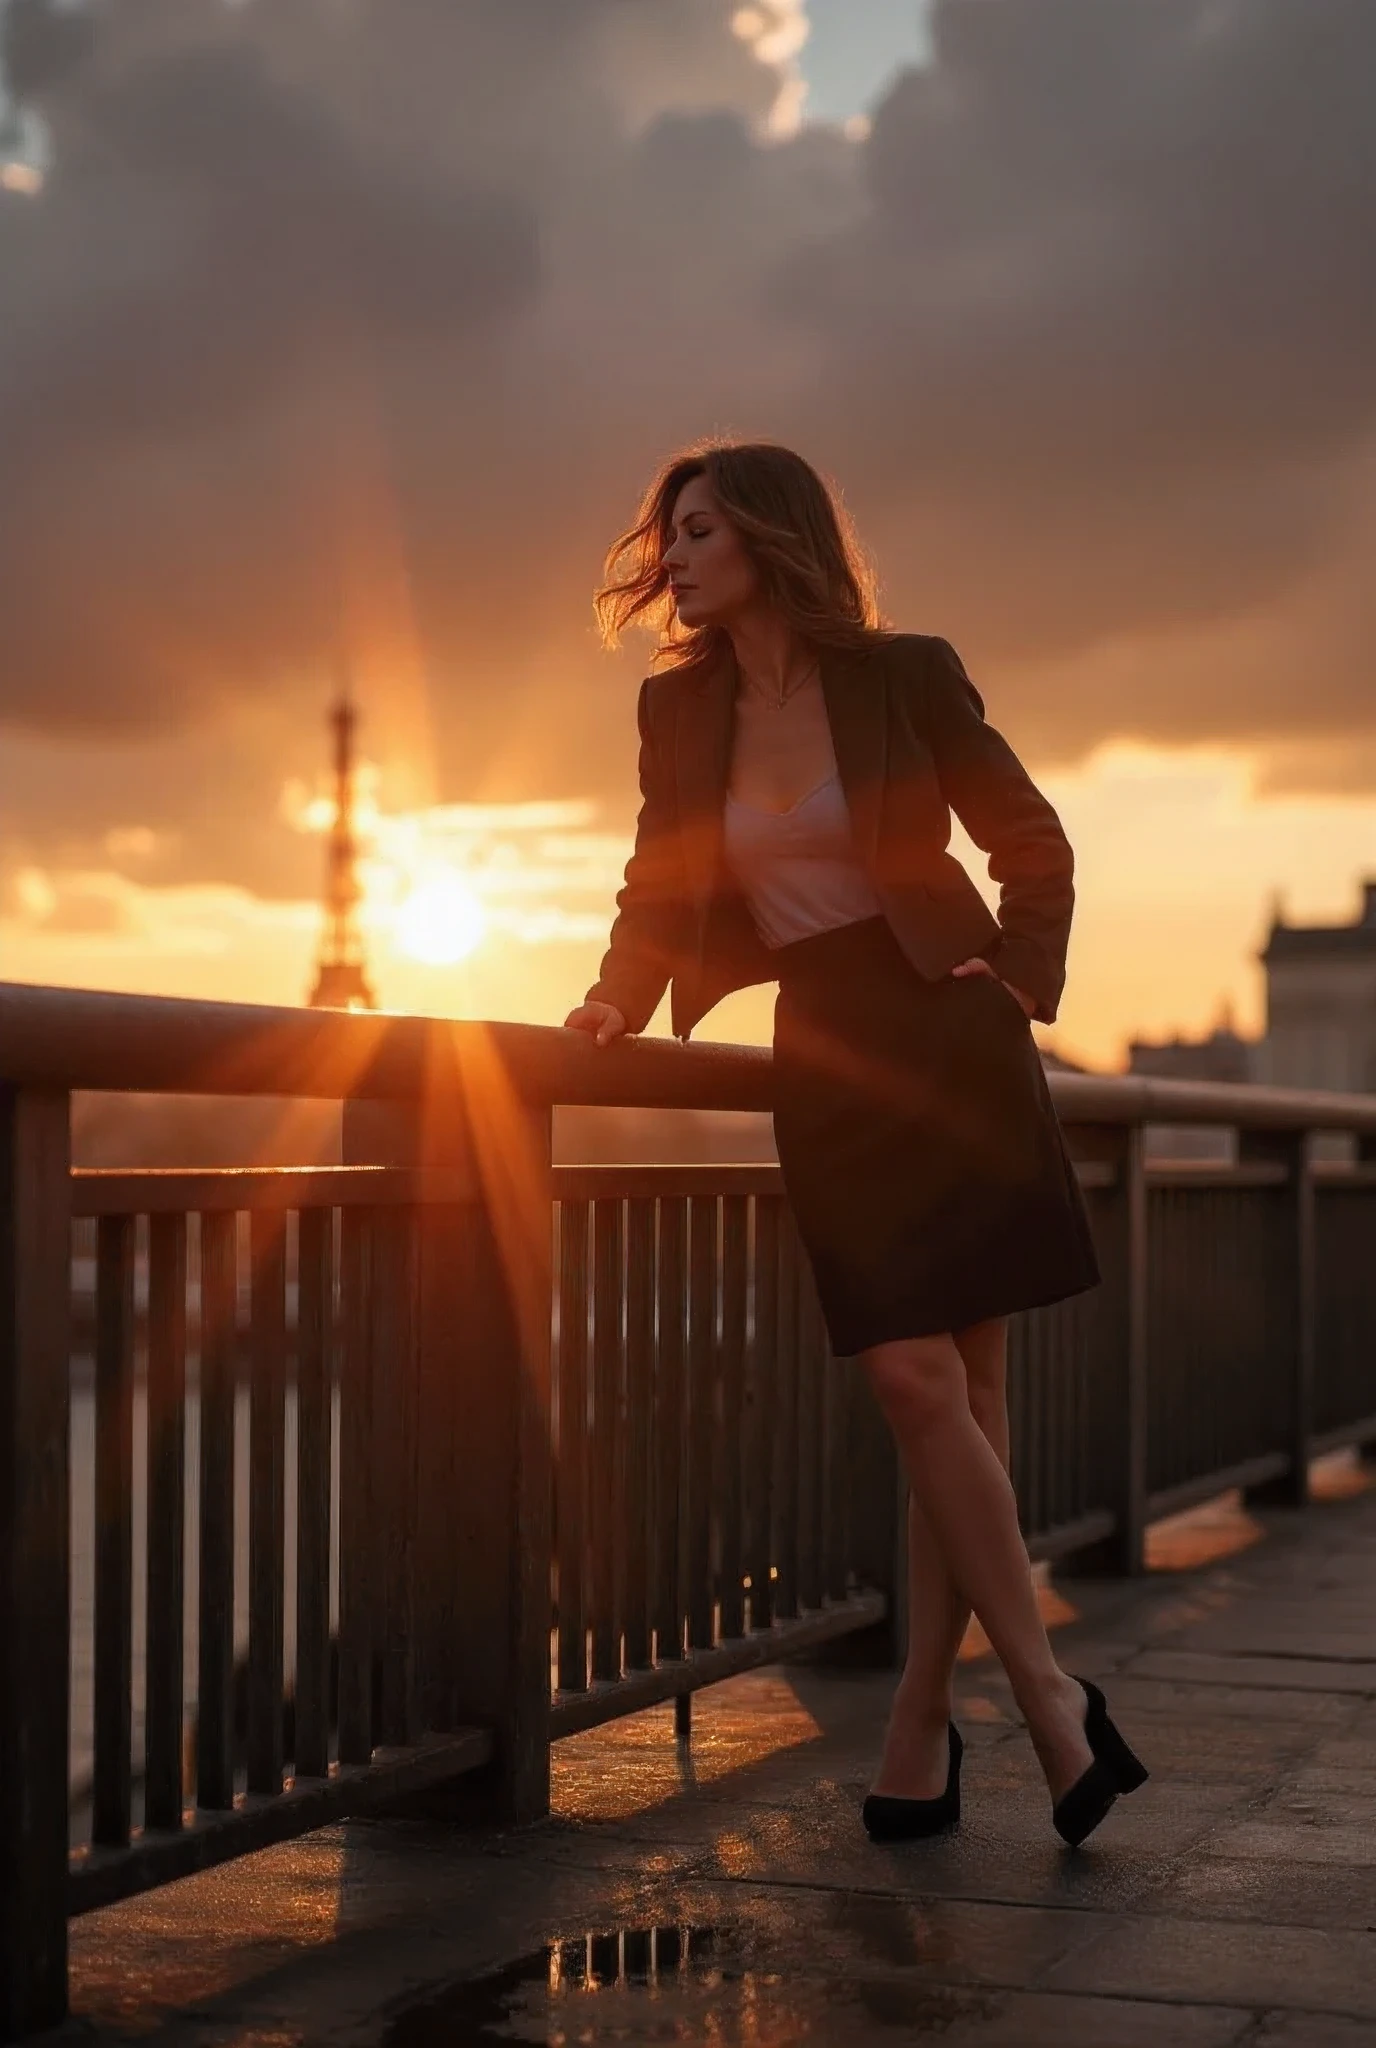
top-left (562, 1000), bottom-right (629, 1047)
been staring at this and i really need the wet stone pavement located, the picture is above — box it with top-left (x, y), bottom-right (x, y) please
top-left (67, 1462), bottom-right (1376, 2047)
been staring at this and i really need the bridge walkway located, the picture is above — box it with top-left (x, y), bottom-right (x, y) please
top-left (69, 1461), bottom-right (1376, 2047)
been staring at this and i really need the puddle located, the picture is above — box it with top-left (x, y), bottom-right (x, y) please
top-left (381, 1912), bottom-right (997, 2045)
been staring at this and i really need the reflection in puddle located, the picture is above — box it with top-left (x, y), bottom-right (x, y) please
top-left (382, 1914), bottom-right (996, 2045)
top-left (552, 1670), bottom-right (823, 1825)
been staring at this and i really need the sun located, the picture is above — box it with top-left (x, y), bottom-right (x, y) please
top-left (393, 869), bottom-right (487, 965)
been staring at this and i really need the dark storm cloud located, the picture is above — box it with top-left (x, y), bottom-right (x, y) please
top-left (773, 0), bottom-right (1376, 705)
top-left (1, 0), bottom-right (1374, 905)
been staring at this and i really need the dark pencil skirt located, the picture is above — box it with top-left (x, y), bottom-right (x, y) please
top-left (770, 913), bottom-right (1101, 1357)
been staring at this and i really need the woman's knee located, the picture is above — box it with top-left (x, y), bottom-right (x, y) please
top-left (860, 1333), bottom-right (966, 1430)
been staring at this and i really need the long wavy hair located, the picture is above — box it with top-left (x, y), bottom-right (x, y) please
top-left (594, 440), bottom-right (888, 680)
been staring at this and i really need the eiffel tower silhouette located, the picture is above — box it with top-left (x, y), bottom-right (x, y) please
top-left (307, 676), bottom-right (377, 1010)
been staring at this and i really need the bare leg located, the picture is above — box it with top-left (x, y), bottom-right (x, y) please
top-left (870, 1316), bottom-right (1010, 1798)
top-left (859, 1329), bottom-right (1093, 1804)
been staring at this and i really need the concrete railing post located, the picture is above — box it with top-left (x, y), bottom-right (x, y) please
top-left (0, 1085), bottom-right (71, 2041)
top-left (839, 1377), bottom-right (909, 1668)
top-left (1241, 1126), bottom-right (1315, 1508)
top-left (344, 1066), bottom-right (554, 1824)
top-left (1063, 1120), bottom-right (1149, 1576)
top-left (1358, 1133), bottom-right (1376, 1466)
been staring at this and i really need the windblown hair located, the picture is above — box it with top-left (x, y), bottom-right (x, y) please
top-left (594, 440), bottom-right (887, 678)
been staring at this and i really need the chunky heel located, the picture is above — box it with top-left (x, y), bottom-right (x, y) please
top-left (1076, 1675), bottom-right (1149, 1794)
top-left (1051, 1678), bottom-right (1150, 1848)
top-left (1051, 1759), bottom-right (1117, 1848)
top-left (863, 1722), bottom-right (963, 1842)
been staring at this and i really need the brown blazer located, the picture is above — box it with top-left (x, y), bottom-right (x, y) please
top-left (584, 632), bottom-right (1076, 1042)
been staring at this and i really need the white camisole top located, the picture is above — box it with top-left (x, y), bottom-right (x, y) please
top-left (722, 771), bottom-right (885, 950)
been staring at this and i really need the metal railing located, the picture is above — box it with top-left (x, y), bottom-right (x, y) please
top-left (3, 978), bottom-right (1376, 2038)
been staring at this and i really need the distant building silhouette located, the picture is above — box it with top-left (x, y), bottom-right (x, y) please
top-left (1255, 879), bottom-right (1376, 1092)
top-left (1128, 998), bottom-right (1256, 1086)
top-left (1126, 1000), bottom-right (1257, 1162)
top-left (308, 685), bottom-right (377, 1011)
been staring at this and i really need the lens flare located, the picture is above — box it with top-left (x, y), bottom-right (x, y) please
top-left (394, 870), bottom-right (486, 965)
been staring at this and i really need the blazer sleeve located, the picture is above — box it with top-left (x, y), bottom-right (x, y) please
top-left (582, 676), bottom-right (690, 1033)
top-left (921, 636), bottom-right (1076, 1026)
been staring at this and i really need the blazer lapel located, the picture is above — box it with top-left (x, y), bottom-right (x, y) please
top-left (673, 642), bottom-right (889, 912)
top-left (674, 655), bottom-right (738, 911)
top-left (820, 644), bottom-right (887, 870)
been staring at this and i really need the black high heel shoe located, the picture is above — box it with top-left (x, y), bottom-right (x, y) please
top-left (862, 1721), bottom-right (963, 1842)
top-left (1051, 1675), bottom-right (1149, 1848)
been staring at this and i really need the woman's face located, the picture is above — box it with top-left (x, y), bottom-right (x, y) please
top-left (661, 474), bottom-right (760, 631)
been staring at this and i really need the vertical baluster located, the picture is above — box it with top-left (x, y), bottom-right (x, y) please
top-left (1187, 1189), bottom-right (1204, 1479)
top-left (814, 1290), bottom-right (833, 1591)
top-left (1197, 1187), bottom-right (1211, 1475)
top-left (1006, 1312), bottom-right (1027, 1525)
top-left (556, 1199), bottom-right (590, 1691)
top-left (590, 1197), bottom-right (625, 1682)
top-left (413, 1198), bottom-right (466, 1734)
top-left (653, 1196), bottom-right (687, 1662)
top-left (1358, 1133), bottom-right (1376, 1453)
top-left (745, 1195), bottom-right (779, 1633)
top-left (843, 1336), bottom-right (905, 1666)
top-left (718, 1193), bottom-right (748, 1638)
top-left (1152, 1183), bottom-right (1170, 1494)
top-left (1052, 1308), bottom-right (1070, 1530)
top-left (1071, 1304), bottom-right (1091, 1527)
top-left (623, 1198), bottom-right (654, 1671)
top-left (373, 1205), bottom-right (419, 1745)
top-left (1034, 1311), bottom-right (1053, 1531)
top-left (197, 1210), bottom-right (237, 1807)
top-left (1027, 1305), bottom-right (1046, 1537)
top-left (93, 1213), bottom-right (135, 1846)
top-left (772, 1208), bottom-right (801, 1620)
top-left (1241, 1128), bottom-right (1314, 1507)
top-left (794, 1254), bottom-right (821, 1612)
top-left (247, 1208), bottom-right (287, 1794)
top-left (1063, 1125), bottom-right (1148, 1577)
top-left (685, 1193), bottom-right (717, 1649)
top-left (144, 1213), bottom-right (187, 1830)
top-left (1149, 1175), bottom-right (1168, 1496)
top-left (337, 1206), bottom-right (375, 1765)
top-left (1223, 1186), bottom-right (1237, 1468)
top-left (1057, 1307), bottom-right (1075, 1528)
top-left (824, 1332), bottom-right (850, 1601)
top-left (1202, 1190), bottom-right (1218, 1476)
top-left (294, 1206), bottom-right (333, 1779)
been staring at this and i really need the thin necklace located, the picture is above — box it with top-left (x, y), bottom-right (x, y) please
top-left (740, 656), bottom-right (820, 711)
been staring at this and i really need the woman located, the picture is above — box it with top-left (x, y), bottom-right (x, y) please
top-left (563, 442), bottom-right (1147, 1848)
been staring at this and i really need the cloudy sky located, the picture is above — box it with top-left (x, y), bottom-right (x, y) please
top-left (2, 0), bottom-right (1374, 1069)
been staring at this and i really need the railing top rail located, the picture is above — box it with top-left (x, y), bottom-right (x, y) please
top-left (68, 1165), bottom-right (478, 1215)
top-left (0, 980), bottom-right (771, 1111)
top-left (5, 979), bottom-right (1376, 1134)
top-left (1047, 1068), bottom-right (1376, 1134)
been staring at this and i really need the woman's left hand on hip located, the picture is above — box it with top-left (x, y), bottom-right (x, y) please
top-left (950, 956), bottom-right (1038, 1018)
